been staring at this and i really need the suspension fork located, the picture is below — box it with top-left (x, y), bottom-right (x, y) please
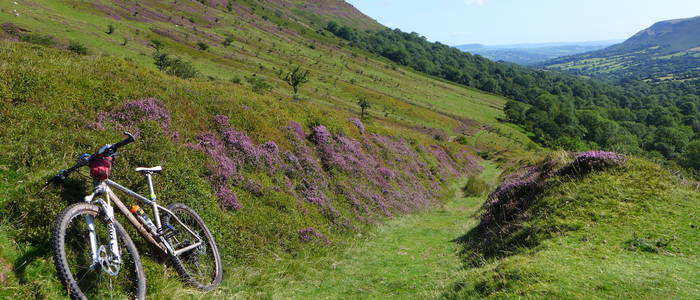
top-left (83, 183), bottom-right (122, 269)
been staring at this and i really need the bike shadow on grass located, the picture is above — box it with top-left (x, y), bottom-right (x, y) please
top-left (12, 177), bottom-right (88, 284)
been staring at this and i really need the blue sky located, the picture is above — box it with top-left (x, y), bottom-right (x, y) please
top-left (346, 0), bottom-right (700, 45)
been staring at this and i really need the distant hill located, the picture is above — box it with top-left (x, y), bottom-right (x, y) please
top-left (542, 16), bottom-right (700, 81)
top-left (455, 40), bottom-right (620, 65)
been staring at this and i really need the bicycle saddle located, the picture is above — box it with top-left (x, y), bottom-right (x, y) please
top-left (135, 166), bottom-right (163, 173)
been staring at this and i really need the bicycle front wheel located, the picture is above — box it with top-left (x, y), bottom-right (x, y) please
top-left (52, 202), bottom-right (146, 300)
top-left (162, 203), bottom-right (223, 291)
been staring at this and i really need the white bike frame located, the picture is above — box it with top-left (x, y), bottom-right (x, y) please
top-left (82, 175), bottom-right (204, 271)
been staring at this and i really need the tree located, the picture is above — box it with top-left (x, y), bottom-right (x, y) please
top-left (681, 140), bottom-right (700, 170)
top-left (326, 21), bottom-right (339, 33)
top-left (283, 66), bottom-right (310, 99)
top-left (504, 100), bottom-right (527, 123)
top-left (357, 97), bottom-right (371, 119)
top-left (106, 24), bottom-right (115, 35)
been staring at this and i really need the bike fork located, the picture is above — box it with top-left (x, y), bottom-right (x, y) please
top-left (84, 188), bottom-right (122, 273)
top-left (83, 214), bottom-right (99, 268)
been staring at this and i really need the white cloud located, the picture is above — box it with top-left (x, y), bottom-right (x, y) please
top-left (464, 0), bottom-right (486, 5)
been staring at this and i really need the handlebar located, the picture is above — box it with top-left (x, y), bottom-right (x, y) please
top-left (44, 132), bottom-right (136, 186)
top-left (112, 132), bottom-right (135, 151)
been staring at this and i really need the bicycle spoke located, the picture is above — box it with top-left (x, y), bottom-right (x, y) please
top-left (55, 204), bottom-right (145, 299)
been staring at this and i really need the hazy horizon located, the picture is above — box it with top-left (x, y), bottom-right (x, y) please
top-left (346, 0), bottom-right (700, 45)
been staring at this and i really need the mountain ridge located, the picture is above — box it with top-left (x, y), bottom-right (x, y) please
top-left (541, 15), bottom-right (700, 81)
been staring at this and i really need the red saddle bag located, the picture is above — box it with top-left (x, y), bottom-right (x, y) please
top-left (89, 157), bottom-right (113, 180)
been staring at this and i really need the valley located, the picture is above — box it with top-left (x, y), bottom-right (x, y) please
top-left (0, 1), bottom-right (699, 299)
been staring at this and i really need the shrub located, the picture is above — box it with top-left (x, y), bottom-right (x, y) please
top-left (463, 176), bottom-right (490, 197)
top-left (455, 135), bottom-right (469, 145)
top-left (230, 76), bottom-right (242, 84)
top-left (150, 39), bottom-right (164, 52)
top-left (106, 24), bottom-right (115, 34)
top-left (557, 151), bottom-right (625, 177)
top-left (246, 75), bottom-right (272, 94)
top-left (152, 52), bottom-right (197, 79)
top-left (67, 40), bottom-right (88, 55)
top-left (165, 57), bottom-right (197, 78)
top-left (197, 41), bottom-right (209, 51)
top-left (222, 34), bottom-right (234, 47)
top-left (20, 33), bottom-right (55, 46)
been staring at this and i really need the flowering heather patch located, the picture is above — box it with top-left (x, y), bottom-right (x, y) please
top-left (298, 179), bottom-right (329, 206)
top-left (212, 114), bottom-right (230, 131)
top-left (378, 167), bottom-right (395, 179)
top-left (310, 125), bottom-right (332, 145)
top-left (481, 151), bottom-right (626, 230)
top-left (193, 115), bottom-right (481, 226)
top-left (91, 97), bottom-right (172, 133)
top-left (349, 117), bottom-right (365, 134)
top-left (480, 163), bottom-right (551, 228)
top-left (192, 132), bottom-right (242, 210)
top-left (216, 185), bottom-right (241, 210)
top-left (223, 130), bottom-right (260, 164)
top-left (558, 151), bottom-right (626, 177)
top-left (287, 120), bottom-right (305, 138)
top-left (428, 145), bottom-right (461, 177)
top-left (298, 227), bottom-right (330, 244)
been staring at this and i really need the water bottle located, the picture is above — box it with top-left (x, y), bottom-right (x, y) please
top-left (130, 205), bottom-right (158, 233)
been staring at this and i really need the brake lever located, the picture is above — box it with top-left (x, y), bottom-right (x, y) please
top-left (44, 170), bottom-right (67, 186)
top-left (41, 170), bottom-right (66, 192)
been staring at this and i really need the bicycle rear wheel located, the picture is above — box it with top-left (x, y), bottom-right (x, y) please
top-left (52, 202), bottom-right (146, 300)
top-left (162, 203), bottom-right (223, 291)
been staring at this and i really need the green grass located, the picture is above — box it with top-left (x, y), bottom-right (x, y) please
top-left (203, 161), bottom-right (501, 299)
top-left (444, 158), bottom-right (700, 299)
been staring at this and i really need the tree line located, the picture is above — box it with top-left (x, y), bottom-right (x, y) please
top-left (325, 22), bottom-right (700, 173)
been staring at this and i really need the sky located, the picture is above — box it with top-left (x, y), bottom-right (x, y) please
top-left (345, 0), bottom-right (700, 46)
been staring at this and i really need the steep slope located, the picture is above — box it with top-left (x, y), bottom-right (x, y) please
top-left (0, 0), bottom-right (533, 298)
top-left (543, 16), bottom-right (700, 81)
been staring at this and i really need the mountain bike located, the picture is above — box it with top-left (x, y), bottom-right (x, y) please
top-left (45, 132), bottom-right (223, 299)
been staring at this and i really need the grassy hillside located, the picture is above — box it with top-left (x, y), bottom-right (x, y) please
top-left (542, 16), bottom-right (700, 82)
top-left (0, 39), bottom-right (489, 298)
top-left (0, 0), bottom-right (534, 298)
top-left (445, 152), bottom-right (700, 299)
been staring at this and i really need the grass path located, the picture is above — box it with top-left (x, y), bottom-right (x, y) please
top-left (270, 163), bottom-right (500, 299)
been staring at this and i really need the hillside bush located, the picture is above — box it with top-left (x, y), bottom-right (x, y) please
top-left (223, 34), bottom-right (234, 47)
top-left (67, 40), bottom-right (88, 55)
top-left (153, 52), bottom-right (197, 78)
top-left (246, 75), bottom-right (272, 94)
top-left (19, 33), bottom-right (55, 46)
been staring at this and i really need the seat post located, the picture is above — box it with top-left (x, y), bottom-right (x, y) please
top-left (145, 173), bottom-right (162, 228)
top-left (145, 173), bottom-right (156, 201)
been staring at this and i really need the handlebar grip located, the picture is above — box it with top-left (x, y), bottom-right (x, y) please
top-left (112, 131), bottom-right (135, 150)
